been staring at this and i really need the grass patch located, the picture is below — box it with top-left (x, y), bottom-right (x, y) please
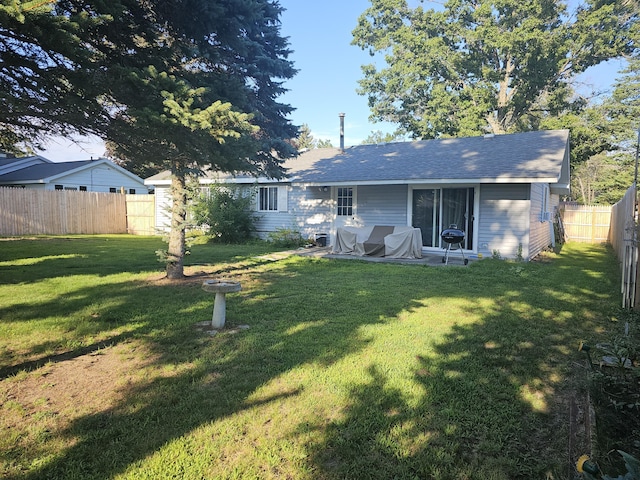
top-left (0, 236), bottom-right (628, 479)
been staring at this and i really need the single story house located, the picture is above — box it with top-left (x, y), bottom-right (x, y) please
top-left (0, 155), bottom-right (149, 194)
top-left (145, 129), bottom-right (570, 261)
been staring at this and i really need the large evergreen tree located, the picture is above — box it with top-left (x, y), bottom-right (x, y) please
top-left (0, 1), bottom-right (114, 152)
top-left (352, 0), bottom-right (638, 139)
top-left (104, 1), bottom-right (297, 278)
top-left (1, 1), bottom-right (297, 278)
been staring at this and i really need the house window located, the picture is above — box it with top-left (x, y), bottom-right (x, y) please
top-left (64, 186), bottom-right (77, 191)
top-left (54, 184), bottom-right (63, 190)
top-left (259, 186), bottom-right (278, 211)
top-left (337, 187), bottom-right (353, 216)
top-left (79, 186), bottom-right (87, 191)
top-left (540, 184), bottom-right (551, 222)
top-left (129, 189), bottom-right (136, 194)
top-left (109, 187), bottom-right (117, 193)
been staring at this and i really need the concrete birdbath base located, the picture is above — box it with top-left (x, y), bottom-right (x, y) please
top-left (202, 279), bottom-right (242, 329)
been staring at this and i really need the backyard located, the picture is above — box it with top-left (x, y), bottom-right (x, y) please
top-left (0, 236), bottom-right (632, 479)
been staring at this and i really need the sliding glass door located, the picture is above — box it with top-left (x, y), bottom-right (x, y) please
top-left (412, 187), bottom-right (475, 249)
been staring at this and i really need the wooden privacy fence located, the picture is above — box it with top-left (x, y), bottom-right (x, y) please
top-left (0, 187), bottom-right (155, 236)
top-left (125, 194), bottom-right (155, 235)
top-left (559, 203), bottom-right (612, 243)
top-left (608, 185), bottom-right (638, 309)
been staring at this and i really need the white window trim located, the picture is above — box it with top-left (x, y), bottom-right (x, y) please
top-left (257, 186), bottom-right (288, 212)
top-left (336, 186), bottom-right (355, 217)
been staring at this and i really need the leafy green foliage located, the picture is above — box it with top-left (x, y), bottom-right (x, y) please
top-left (0, 0), bottom-right (113, 151)
top-left (571, 153), bottom-right (635, 204)
top-left (266, 227), bottom-right (307, 248)
top-left (603, 57), bottom-right (640, 153)
top-left (351, 0), bottom-right (638, 139)
top-left (191, 185), bottom-right (257, 243)
top-left (361, 129), bottom-right (406, 144)
top-left (316, 138), bottom-right (333, 148)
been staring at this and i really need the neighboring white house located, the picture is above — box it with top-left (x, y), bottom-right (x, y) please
top-left (145, 130), bottom-right (570, 261)
top-left (0, 155), bottom-right (148, 194)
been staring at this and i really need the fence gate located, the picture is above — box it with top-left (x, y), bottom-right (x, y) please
top-left (125, 194), bottom-right (155, 235)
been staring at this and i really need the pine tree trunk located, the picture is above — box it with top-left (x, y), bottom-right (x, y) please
top-left (166, 170), bottom-right (187, 279)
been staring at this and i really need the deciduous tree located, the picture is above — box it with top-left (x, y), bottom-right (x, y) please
top-left (352, 0), bottom-right (638, 139)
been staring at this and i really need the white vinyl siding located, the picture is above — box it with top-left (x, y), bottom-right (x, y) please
top-left (253, 185), bottom-right (295, 239)
top-left (290, 185), bottom-right (332, 241)
top-left (477, 184), bottom-right (530, 259)
top-left (529, 183), bottom-right (556, 259)
top-left (355, 185), bottom-right (408, 226)
top-left (154, 185), bottom-right (172, 232)
top-left (44, 166), bottom-right (148, 194)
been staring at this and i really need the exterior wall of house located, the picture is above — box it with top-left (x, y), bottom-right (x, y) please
top-left (44, 166), bottom-right (148, 193)
top-left (252, 185), bottom-right (297, 239)
top-left (477, 184), bottom-right (531, 259)
top-left (352, 185), bottom-right (409, 226)
top-left (151, 180), bottom-right (557, 261)
top-left (528, 183), bottom-right (556, 260)
top-left (152, 183), bottom-right (333, 241)
top-left (290, 185), bottom-right (333, 242)
top-left (153, 185), bottom-right (172, 232)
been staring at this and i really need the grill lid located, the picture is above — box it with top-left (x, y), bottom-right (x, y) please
top-left (441, 224), bottom-right (465, 243)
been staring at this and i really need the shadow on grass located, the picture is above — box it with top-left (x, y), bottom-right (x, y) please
top-left (304, 245), bottom-right (621, 479)
top-left (0, 332), bottom-right (134, 380)
top-left (1, 241), bottom-right (622, 479)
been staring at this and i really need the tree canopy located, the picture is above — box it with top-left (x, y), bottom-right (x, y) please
top-left (0, 0), bottom-right (114, 152)
top-left (602, 56), bottom-right (640, 152)
top-left (352, 0), bottom-right (639, 140)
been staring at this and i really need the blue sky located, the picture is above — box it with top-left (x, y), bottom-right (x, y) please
top-left (37, 0), bottom-right (622, 161)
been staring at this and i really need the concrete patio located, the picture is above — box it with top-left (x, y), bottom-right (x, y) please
top-left (293, 246), bottom-right (476, 266)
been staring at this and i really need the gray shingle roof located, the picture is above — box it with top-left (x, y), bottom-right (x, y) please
top-left (285, 130), bottom-right (569, 184)
top-left (0, 160), bottom-right (94, 182)
top-left (144, 130), bottom-right (570, 186)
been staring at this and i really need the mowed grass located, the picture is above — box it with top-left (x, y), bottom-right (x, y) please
top-left (0, 236), bottom-right (623, 479)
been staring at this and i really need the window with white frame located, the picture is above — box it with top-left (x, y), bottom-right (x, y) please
top-left (259, 186), bottom-right (278, 211)
top-left (540, 184), bottom-right (551, 222)
top-left (337, 187), bottom-right (353, 216)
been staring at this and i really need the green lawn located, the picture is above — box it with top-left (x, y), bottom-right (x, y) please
top-left (0, 236), bottom-right (625, 479)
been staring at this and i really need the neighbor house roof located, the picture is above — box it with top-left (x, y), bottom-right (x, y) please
top-left (145, 130), bottom-right (570, 192)
top-left (0, 158), bottom-right (144, 185)
top-left (0, 155), bottom-right (51, 175)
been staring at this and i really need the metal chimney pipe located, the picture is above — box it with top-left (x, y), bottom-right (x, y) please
top-left (339, 113), bottom-right (345, 152)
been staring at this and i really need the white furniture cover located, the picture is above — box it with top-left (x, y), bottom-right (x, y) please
top-left (332, 226), bottom-right (423, 259)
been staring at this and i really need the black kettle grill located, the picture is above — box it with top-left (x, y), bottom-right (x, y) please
top-left (441, 224), bottom-right (468, 265)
